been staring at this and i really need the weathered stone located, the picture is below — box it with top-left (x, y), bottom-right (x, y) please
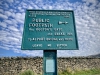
top-left (0, 57), bottom-right (100, 75)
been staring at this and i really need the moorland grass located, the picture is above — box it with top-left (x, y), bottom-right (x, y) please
top-left (19, 68), bottom-right (100, 75)
top-left (58, 68), bottom-right (100, 75)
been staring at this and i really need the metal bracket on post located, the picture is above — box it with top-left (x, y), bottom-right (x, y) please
top-left (43, 50), bottom-right (57, 75)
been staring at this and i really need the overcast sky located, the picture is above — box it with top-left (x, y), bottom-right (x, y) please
top-left (0, 0), bottom-right (100, 57)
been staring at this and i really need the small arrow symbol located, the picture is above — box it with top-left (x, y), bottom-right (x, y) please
top-left (58, 21), bottom-right (68, 25)
top-left (64, 21), bottom-right (68, 24)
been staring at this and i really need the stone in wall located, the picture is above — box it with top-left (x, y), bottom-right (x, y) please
top-left (0, 57), bottom-right (100, 75)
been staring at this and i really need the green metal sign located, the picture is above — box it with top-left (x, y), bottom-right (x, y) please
top-left (21, 10), bottom-right (78, 50)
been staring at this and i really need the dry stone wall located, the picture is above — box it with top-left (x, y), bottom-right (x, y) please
top-left (0, 57), bottom-right (100, 75)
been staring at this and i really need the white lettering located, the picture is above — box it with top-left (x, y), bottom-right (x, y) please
top-left (32, 44), bottom-right (42, 47)
top-left (29, 23), bottom-right (53, 28)
top-left (32, 18), bottom-right (49, 23)
top-left (57, 44), bottom-right (67, 47)
top-left (54, 32), bottom-right (65, 36)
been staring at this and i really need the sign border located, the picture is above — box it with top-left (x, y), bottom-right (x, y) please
top-left (21, 10), bottom-right (79, 50)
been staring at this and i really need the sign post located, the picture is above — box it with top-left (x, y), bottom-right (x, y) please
top-left (43, 50), bottom-right (57, 75)
top-left (21, 10), bottom-right (78, 75)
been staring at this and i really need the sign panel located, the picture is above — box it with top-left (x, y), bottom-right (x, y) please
top-left (46, 59), bottom-right (55, 72)
top-left (21, 10), bottom-right (78, 50)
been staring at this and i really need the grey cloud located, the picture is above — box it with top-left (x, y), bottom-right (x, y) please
top-left (0, 14), bottom-right (8, 19)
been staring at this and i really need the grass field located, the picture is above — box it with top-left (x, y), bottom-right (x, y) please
top-left (19, 68), bottom-right (100, 75)
top-left (58, 68), bottom-right (100, 75)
